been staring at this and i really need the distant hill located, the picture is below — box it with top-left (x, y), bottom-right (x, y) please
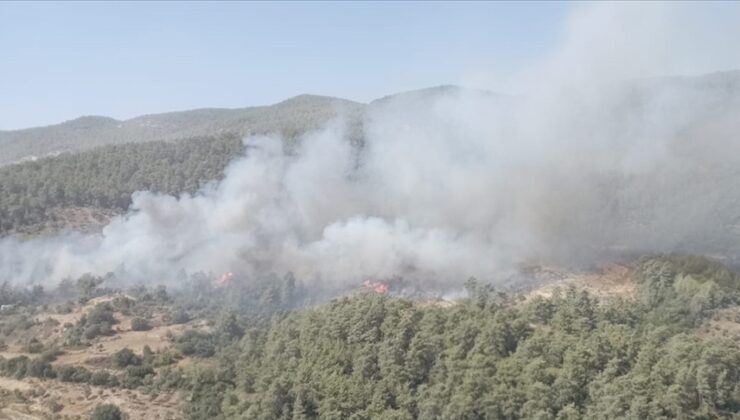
top-left (2, 76), bottom-right (740, 246)
top-left (0, 86), bottom-right (507, 166)
top-left (4, 72), bottom-right (739, 167)
top-left (0, 85), bottom-right (487, 235)
top-left (370, 84), bottom-right (500, 106)
top-left (0, 95), bottom-right (364, 166)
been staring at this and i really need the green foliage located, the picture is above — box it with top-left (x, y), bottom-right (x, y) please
top-left (82, 323), bottom-right (113, 340)
top-left (177, 330), bottom-right (217, 358)
top-left (67, 301), bottom-right (119, 342)
top-left (0, 356), bottom-right (30, 379)
top-left (25, 358), bottom-right (55, 379)
top-left (180, 259), bottom-right (740, 419)
top-left (0, 281), bottom-right (44, 306)
top-left (113, 348), bottom-right (141, 368)
top-left (77, 274), bottom-right (106, 299)
top-left (0, 256), bottom-right (736, 419)
top-left (130, 317), bottom-right (151, 331)
top-left (0, 314), bottom-right (35, 336)
top-left (56, 365), bottom-right (92, 383)
top-left (22, 338), bottom-right (44, 354)
top-left (0, 134), bottom-right (242, 233)
top-left (0, 93), bottom-right (365, 235)
top-left (637, 255), bottom-right (740, 327)
top-left (90, 370), bottom-right (119, 387)
top-left (111, 296), bottom-right (135, 313)
top-left (87, 302), bottom-right (117, 325)
top-left (164, 307), bottom-right (191, 325)
top-left (40, 348), bottom-right (64, 362)
top-left (0, 355), bottom-right (54, 380)
top-left (125, 364), bottom-right (154, 379)
top-left (89, 403), bottom-right (124, 420)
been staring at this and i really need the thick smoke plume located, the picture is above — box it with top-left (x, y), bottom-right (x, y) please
top-left (2, 3), bottom-right (740, 289)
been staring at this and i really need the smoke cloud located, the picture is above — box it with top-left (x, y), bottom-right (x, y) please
top-left (2, 2), bottom-right (740, 289)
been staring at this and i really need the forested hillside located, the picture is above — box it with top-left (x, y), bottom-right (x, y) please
top-left (0, 95), bottom-right (363, 166)
top-left (1, 85), bottom-right (500, 167)
top-left (0, 86), bottom-right (476, 235)
top-left (2, 255), bottom-right (736, 419)
top-left (3, 74), bottom-right (740, 242)
top-left (0, 134), bottom-right (244, 234)
top-left (177, 256), bottom-right (740, 419)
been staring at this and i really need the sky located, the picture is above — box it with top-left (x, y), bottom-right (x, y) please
top-left (0, 1), bottom-right (572, 130)
top-left (1, 1), bottom-right (738, 130)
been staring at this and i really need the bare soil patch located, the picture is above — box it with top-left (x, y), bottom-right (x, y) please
top-left (0, 377), bottom-right (182, 419)
top-left (523, 263), bottom-right (638, 301)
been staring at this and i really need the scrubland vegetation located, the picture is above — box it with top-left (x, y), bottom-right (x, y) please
top-left (0, 255), bottom-right (737, 419)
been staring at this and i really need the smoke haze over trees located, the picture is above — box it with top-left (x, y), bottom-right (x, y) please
top-left (2, 70), bottom-right (740, 289)
top-left (1, 2), bottom-right (740, 292)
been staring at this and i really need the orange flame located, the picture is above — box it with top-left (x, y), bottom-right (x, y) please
top-left (363, 279), bottom-right (389, 294)
top-left (216, 271), bottom-right (234, 286)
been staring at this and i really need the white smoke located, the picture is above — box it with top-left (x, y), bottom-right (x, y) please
top-left (2, 2), bottom-right (740, 288)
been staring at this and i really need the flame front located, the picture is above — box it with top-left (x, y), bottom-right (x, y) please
top-left (363, 279), bottom-right (389, 294)
top-left (216, 271), bottom-right (234, 286)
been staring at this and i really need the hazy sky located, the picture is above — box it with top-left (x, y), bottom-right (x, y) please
top-left (0, 1), bottom-right (572, 130)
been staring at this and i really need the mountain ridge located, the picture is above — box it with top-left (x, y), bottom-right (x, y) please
top-left (3, 72), bottom-right (740, 166)
top-left (0, 93), bottom-right (368, 166)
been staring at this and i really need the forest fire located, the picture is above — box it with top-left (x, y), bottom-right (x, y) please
top-left (216, 271), bottom-right (234, 287)
top-left (363, 279), bottom-right (389, 294)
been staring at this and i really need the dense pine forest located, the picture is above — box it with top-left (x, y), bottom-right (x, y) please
top-left (0, 134), bottom-right (243, 234)
top-left (0, 92), bottom-right (375, 235)
top-left (179, 256), bottom-right (740, 419)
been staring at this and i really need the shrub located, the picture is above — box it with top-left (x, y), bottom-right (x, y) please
top-left (130, 317), bottom-right (151, 331)
top-left (87, 303), bottom-right (117, 325)
top-left (57, 365), bottom-right (92, 383)
top-left (56, 302), bottom-right (74, 314)
top-left (84, 322), bottom-right (113, 339)
top-left (151, 349), bottom-right (181, 367)
top-left (24, 338), bottom-right (44, 354)
top-left (40, 348), bottom-right (64, 363)
top-left (155, 285), bottom-right (169, 302)
top-left (113, 348), bottom-right (141, 368)
top-left (165, 307), bottom-right (190, 325)
top-left (177, 330), bottom-right (216, 357)
top-left (90, 370), bottom-right (118, 387)
top-left (1, 316), bottom-right (35, 335)
top-left (45, 399), bottom-right (64, 413)
top-left (26, 358), bottom-right (55, 379)
top-left (126, 365), bottom-right (154, 379)
top-left (1, 356), bottom-right (29, 378)
top-left (90, 403), bottom-right (124, 420)
top-left (43, 317), bottom-right (60, 327)
top-left (111, 296), bottom-right (134, 313)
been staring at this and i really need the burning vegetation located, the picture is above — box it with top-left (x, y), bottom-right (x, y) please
top-left (362, 279), bottom-right (390, 295)
top-left (215, 272), bottom-right (235, 287)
